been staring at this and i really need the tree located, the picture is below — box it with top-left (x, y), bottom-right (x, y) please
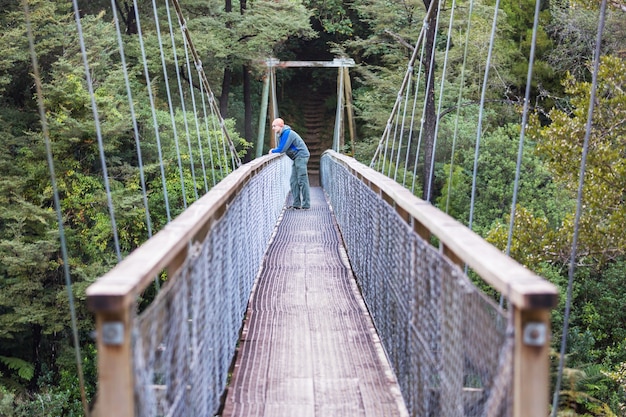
top-left (529, 55), bottom-right (626, 267)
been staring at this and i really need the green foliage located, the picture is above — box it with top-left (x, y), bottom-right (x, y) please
top-left (438, 122), bottom-right (568, 235)
top-left (530, 55), bottom-right (626, 267)
top-left (0, 357), bottom-right (34, 383)
top-left (550, 358), bottom-right (622, 416)
top-left (0, 0), bottom-right (624, 414)
top-left (545, 6), bottom-right (626, 81)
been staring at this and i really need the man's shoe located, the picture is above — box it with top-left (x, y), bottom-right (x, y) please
top-left (287, 205), bottom-right (301, 210)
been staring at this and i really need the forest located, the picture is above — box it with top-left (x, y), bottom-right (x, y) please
top-left (0, 0), bottom-right (625, 415)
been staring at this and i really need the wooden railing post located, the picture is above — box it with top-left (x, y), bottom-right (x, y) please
top-left (514, 306), bottom-right (552, 417)
top-left (91, 307), bottom-right (134, 417)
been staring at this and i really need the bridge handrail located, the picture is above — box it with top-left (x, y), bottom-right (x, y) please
top-left (85, 153), bottom-right (289, 417)
top-left (86, 154), bottom-right (282, 312)
top-left (321, 150), bottom-right (558, 417)
top-left (324, 150), bottom-right (558, 310)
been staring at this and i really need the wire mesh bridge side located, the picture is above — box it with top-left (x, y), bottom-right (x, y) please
top-left (321, 150), bottom-right (559, 417)
top-left (86, 155), bottom-right (290, 417)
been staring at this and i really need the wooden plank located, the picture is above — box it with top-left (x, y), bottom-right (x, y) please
top-left (343, 68), bottom-right (357, 155)
top-left (222, 187), bottom-right (408, 417)
top-left (268, 58), bottom-right (356, 68)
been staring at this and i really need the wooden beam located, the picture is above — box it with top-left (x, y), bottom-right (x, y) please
top-left (343, 67), bottom-right (357, 155)
top-left (91, 309), bottom-right (133, 417)
top-left (265, 58), bottom-right (355, 68)
top-left (514, 307), bottom-right (552, 417)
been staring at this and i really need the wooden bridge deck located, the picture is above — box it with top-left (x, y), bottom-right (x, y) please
top-left (221, 187), bottom-right (408, 417)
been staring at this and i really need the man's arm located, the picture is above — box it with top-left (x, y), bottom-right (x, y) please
top-left (271, 130), bottom-right (294, 153)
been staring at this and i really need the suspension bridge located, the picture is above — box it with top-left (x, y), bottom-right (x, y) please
top-left (21, 0), bottom-right (614, 415)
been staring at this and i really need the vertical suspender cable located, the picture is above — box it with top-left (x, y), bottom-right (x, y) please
top-left (165, 0), bottom-right (199, 201)
top-left (385, 84), bottom-right (404, 177)
top-left (393, 69), bottom-right (413, 181)
top-left (411, 0), bottom-right (444, 196)
top-left (426, 0), bottom-right (457, 202)
top-left (151, 0), bottom-right (189, 209)
top-left (180, 34), bottom-right (209, 193)
top-left (401, 63), bottom-right (420, 187)
top-left (22, 3), bottom-right (89, 415)
top-left (468, 0), bottom-right (502, 232)
top-left (113, 1), bottom-right (162, 290)
top-left (71, 0), bottom-right (122, 262)
top-left (133, 0), bottom-right (172, 223)
top-left (199, 78), bottom-right (219, 185)
top-left (171, 0), bottom-right (242, 168)
top-left (409, 37), bottom-right (429, 193)
top-left (110, 0), bottom-right (153, 239)
top-left (182, 35), bottom-right (210, 194)
top-left (501, 0), bottom-right (542, 309)
top-left (550, 0), bottom-right (608, 414)
top-left (445, 0), bottom-right (475, 213)
top-left (419, 0), bottom-right (444, 201)
top-left (370, 0), bottom-right (436, 170)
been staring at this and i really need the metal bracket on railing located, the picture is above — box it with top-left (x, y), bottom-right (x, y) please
top-left (523, 322), bottom-right (547, 346)
top-left (101, 322), bottom-right (125, 345)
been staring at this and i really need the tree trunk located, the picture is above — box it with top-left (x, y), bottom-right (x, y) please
top-left (30, 324), bottom-right (42, 391)
top-left (220, 69), bottom-right (232, 118)
top-left (421, 0), bottom-right (438, 201)
top-left (240, 0), bottom-right (253, 162)
top-left (243, 65), bottom-right (253, 162)
top-left (114, 0), bottom-right (137, 35)
top-left (219, 0), bottom-right (233, 117)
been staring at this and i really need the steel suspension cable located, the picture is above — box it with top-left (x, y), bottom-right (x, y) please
top-left (171, 0), bottom-right (242, 168)
top-left (151, 0), bottom-right (189, 209)
top-left (467, 0), bottom-right (502, 232)
top-left (551, 0), bottom-right (608, 413)
top-left (133, 0), bottom-right (173, 223)
top-left (112, 1), bottom-right (164, 291)
top-left (421, 0), bottom-right (444, 199)
top-left (370, 0), bottom-right (437, 170)
top-left (445, 0), bottom-right (475, 213)
top-left (165, 0), bottom-right (199, 201)
top-left (390, 70), bottom-right (413, 180)
top-left (409, 35), bottom-right (429, 193)
top-left (72, 0), bottom-right (123, 263)
top-left (410, 0), bottom-right (444, 197)
top-left (382, 5), bottom-right (431, 177)
top-left (401, 63), bottom-right (421, 187)
top-left (110, 0), bottom-right (153, 239)
top-left (199, 78), bottom-right (219, 185)
top-left (180, 27), bottom-right (210, 194)
top-left (393, 61), bottom-right (417, 181)
top-left (426, 0), bottom-right (457, 202)
top-left (500, 0), bottom-right (543, 310)
top-left (22, 3), bottom-right (89, 415)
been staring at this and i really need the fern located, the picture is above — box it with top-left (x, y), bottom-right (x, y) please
top-left (0, 356), bottom-right (34, 382)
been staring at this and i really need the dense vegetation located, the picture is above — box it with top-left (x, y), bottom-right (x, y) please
top-left (0, 0), bottom-right (624, 415)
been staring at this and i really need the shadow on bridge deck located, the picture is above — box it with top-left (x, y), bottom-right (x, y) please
top-left (221, 187), bottom-right (408, 417)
